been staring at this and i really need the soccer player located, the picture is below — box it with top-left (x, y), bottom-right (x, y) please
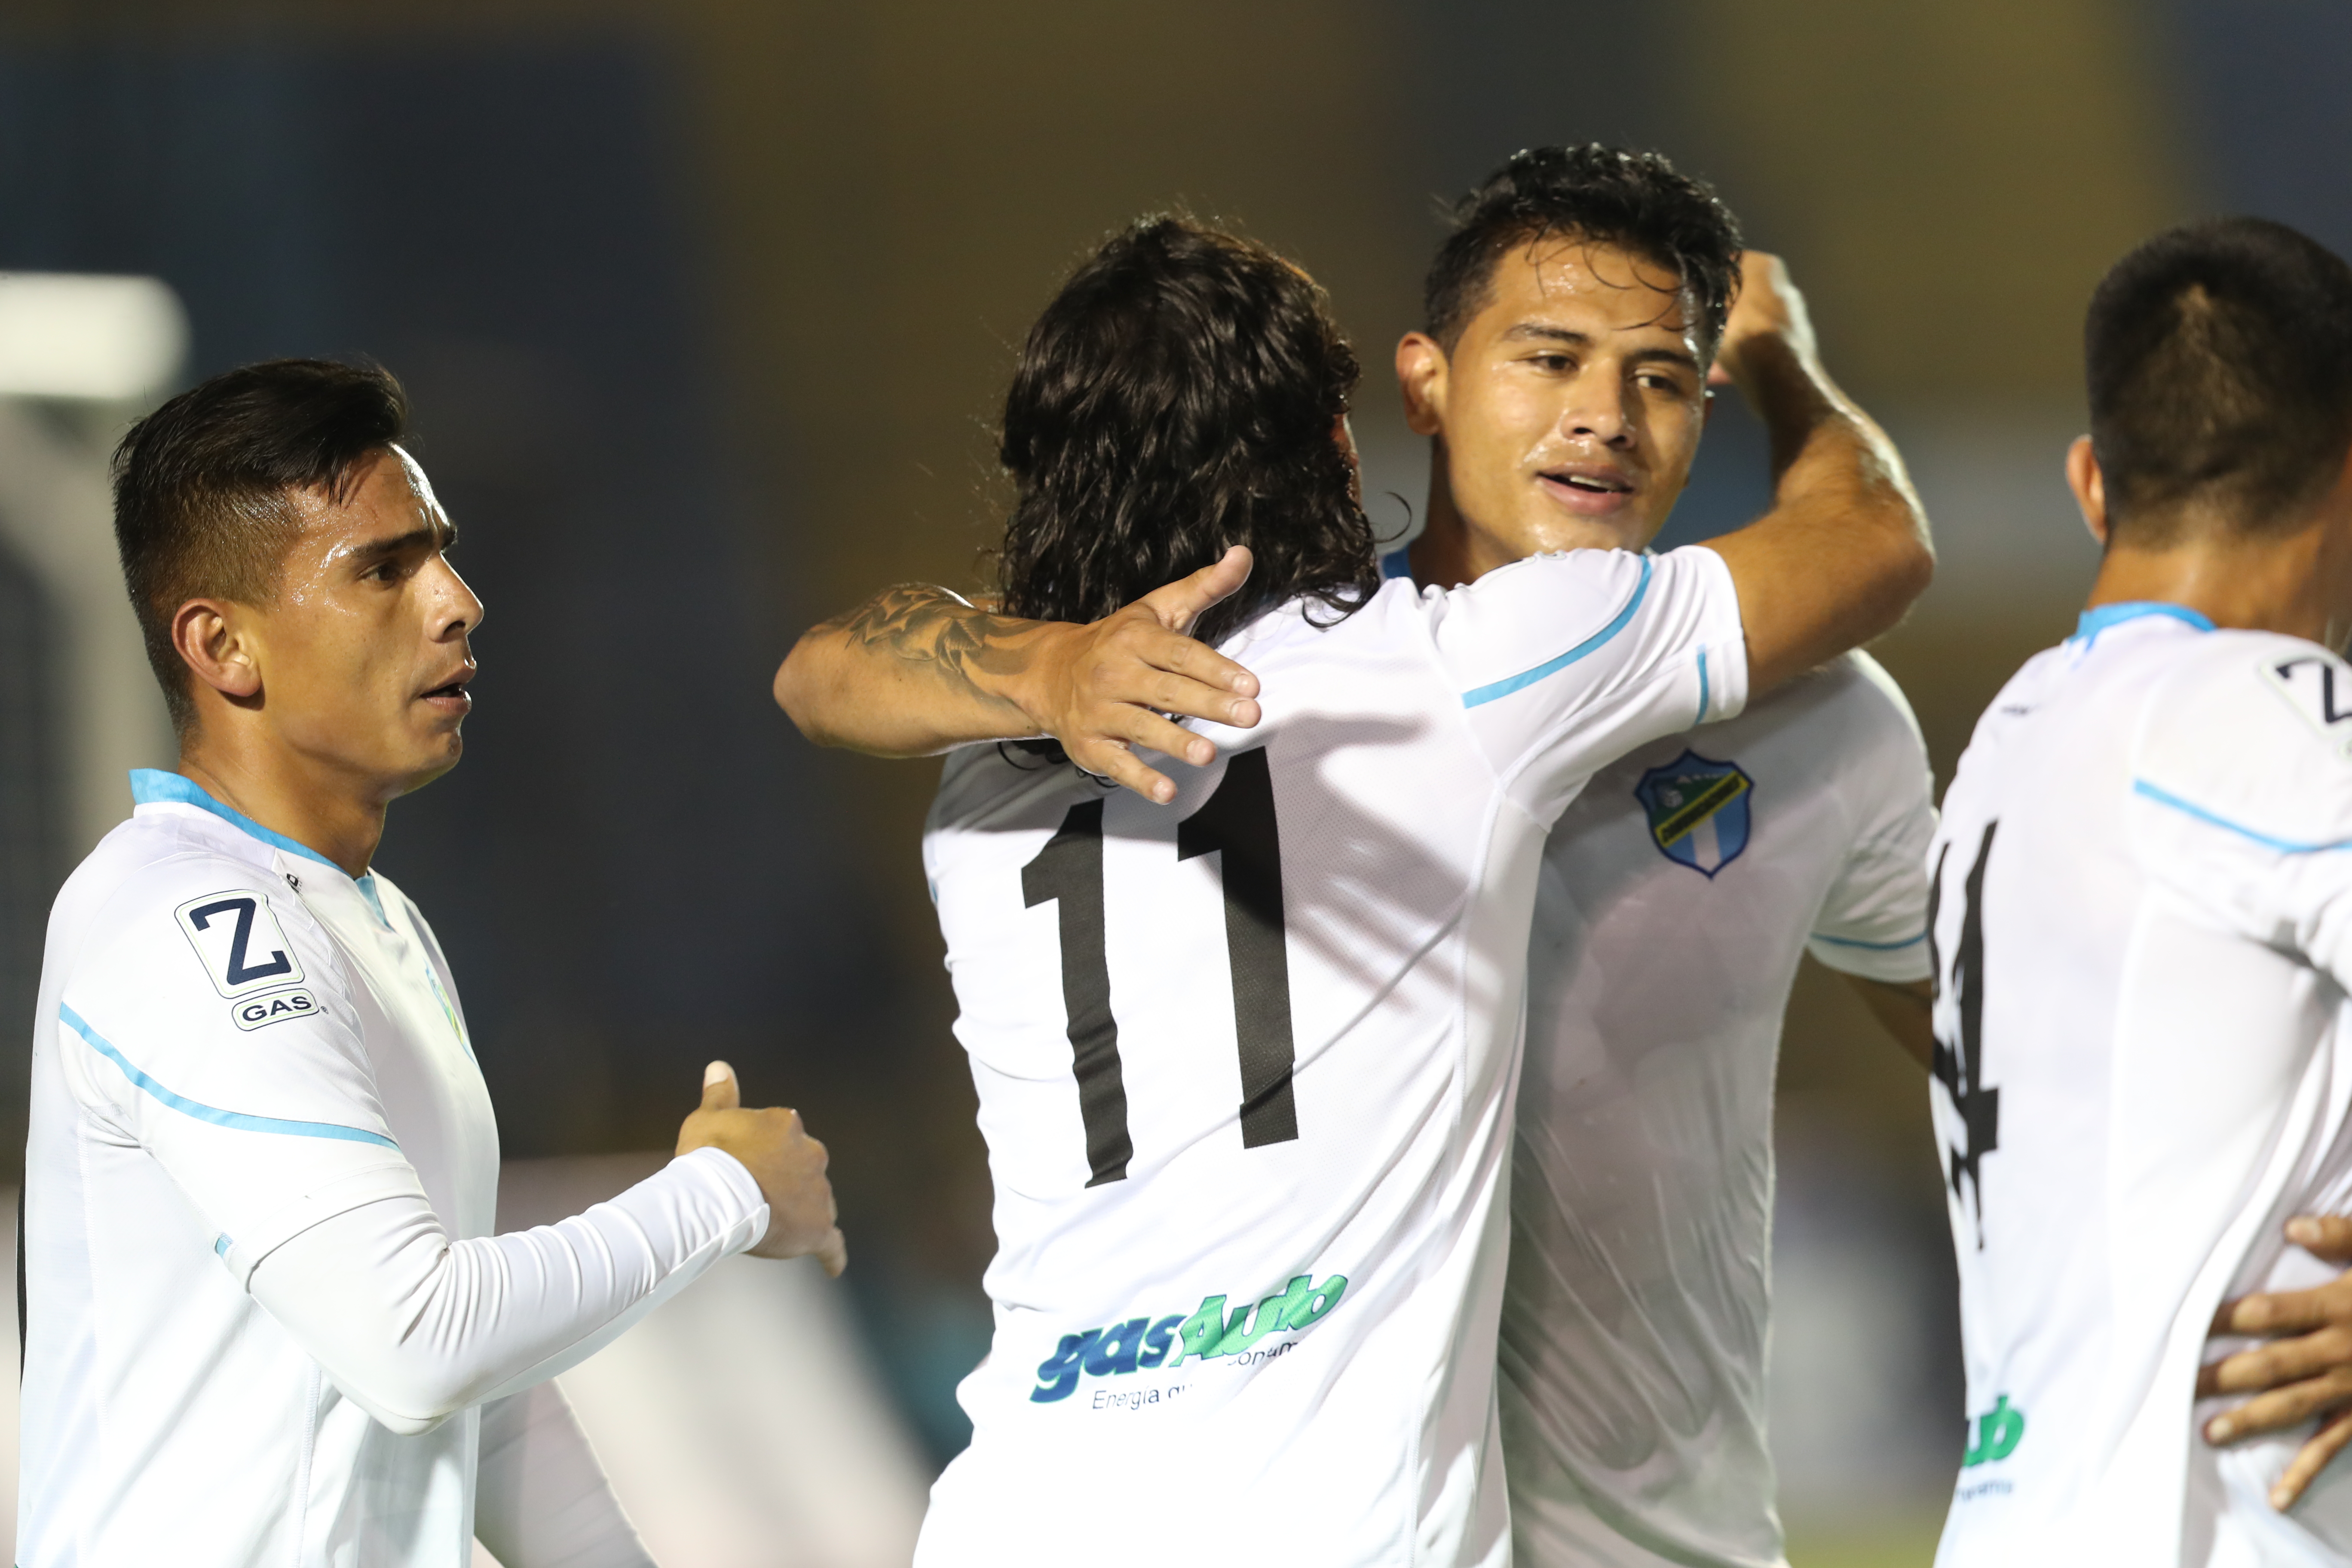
top-left (1392, 147), bottom-right (1938, 1568)
top-left (20, 359), bottom-right (845, 1568)
top-left (775, 215), bottom-right (1929, 1564)
top-left (781, 145), bottom-right (1939, 1567)
top-left (1925, 218), bottom-right (2352, 1562)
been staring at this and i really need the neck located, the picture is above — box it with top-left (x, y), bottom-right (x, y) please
top-left (2086, 521), bottom-right (2338, 646)
top-left (1408, 445), bottom-right (1499, 591)
top-left (175, 732), bottom-right (389, 879)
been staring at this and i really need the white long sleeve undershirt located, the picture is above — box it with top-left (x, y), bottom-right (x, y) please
top-left (251, 1146), bottom-right (768, 1438)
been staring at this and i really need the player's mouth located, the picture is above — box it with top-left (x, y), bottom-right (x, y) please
top-left (419, 669), bottom-right (474, 715)
top-left (1535, 464), bottom-right (1638, 517)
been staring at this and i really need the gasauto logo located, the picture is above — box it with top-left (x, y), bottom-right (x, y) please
top-left (1030, 1273), bottom-right (1348, 1404)
top-left (1961, 1394), bottom-right (2025, 1467)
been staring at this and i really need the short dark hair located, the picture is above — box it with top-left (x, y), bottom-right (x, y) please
top-left (1424, 144), bottom-right (1744, 357)
top-left (113, 358), bottom-right (410, 730)
top-left (995, 216), bottom-right (1377, 651)
top-left (2086, 217), bottom-right (2352, 543)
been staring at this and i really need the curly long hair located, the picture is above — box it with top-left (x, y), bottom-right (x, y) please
top-left (994, 216), bottom-right (1379, 650)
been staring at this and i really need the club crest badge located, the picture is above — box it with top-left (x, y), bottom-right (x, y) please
top-left (1633, 750), bottom-right (1753, 878)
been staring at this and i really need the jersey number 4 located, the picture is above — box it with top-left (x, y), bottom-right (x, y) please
top-left (1929, 821), bottom-right (2000, 1243)
top-left (1021, 747), bottom-right (1299, 1187)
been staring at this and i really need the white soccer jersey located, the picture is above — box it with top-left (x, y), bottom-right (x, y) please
top-left (1500, 651), bottom-right (1936, 1568)
top-left (21, 771), bottom-right (767, 1568)
top-left (914, 546), bottom-right (1749, 1568)
top-left (1928, 603), bottom-right (2352, 1567)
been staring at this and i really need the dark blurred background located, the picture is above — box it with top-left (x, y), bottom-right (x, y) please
top-left (2, 2), bottom-right (2346, 1559)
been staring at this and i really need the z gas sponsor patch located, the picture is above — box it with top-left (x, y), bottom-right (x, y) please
top-left (175, 891), bottom-right (305, 999)
top-left (2264, 654), bottom-right (2352, 753)
top-left (230, 988), bottom-right (320, 1032)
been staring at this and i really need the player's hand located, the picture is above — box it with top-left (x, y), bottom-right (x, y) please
top-left (1014, 545), bottom-right (1264, 803)
top-left (675, 1061), bottom-right (846, 1275)
top-left (1707, 251), bottom-right (1822, 395)
top-left (2198, 1214), bottom-right (2352, 1508)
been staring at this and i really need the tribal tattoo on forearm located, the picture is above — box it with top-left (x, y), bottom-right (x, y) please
top-left (822, 585), bottom-right (1039, 702)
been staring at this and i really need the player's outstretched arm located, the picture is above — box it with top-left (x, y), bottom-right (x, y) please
top-left (248, 1063), bottom-right (843, 1436)
top-left (2199, 1214), bottom-right (2352, 1509)
top-left (772, 546), bottom-right (1264, 804)
top-left (1701, 254), bottom-right (1935, 695)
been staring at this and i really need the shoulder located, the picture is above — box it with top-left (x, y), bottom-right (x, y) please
top-left (2132, 630), bottom-right (2352, 849)
top-left (1420, 545), bottom-right (1728, 679)
top-left (57, 822), bottom-right (330, 1011)
top-left (926, 741), bottom-right (1101, 844)
top-left (1424, 545), bottom-right (1697, 626)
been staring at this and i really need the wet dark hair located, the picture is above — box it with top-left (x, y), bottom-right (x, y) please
top-left (1423, 143), bottom-right (1743, 357)
top-left (995, 216), bottom-right (1378, 652)
top-left (2086, 217), bottom-right (2352, 544)
top-left (113, 358), bottom-right (410, 729)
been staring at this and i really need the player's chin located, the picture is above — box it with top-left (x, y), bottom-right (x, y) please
top-left (395, 723), bottom-right (466, 789)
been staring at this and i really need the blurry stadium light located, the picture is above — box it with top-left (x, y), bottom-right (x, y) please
top-left (0, 273), bottom-right (187, 401)
top-left (0, 273), bottom-right (185, 858)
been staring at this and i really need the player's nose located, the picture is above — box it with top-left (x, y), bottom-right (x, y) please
top-left (435, 558), bottom-right (486, 637)
top-left (1559, 376), bottom-right (1634, 448)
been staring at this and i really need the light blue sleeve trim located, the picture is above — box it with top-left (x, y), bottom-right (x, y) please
top-left (214, 1234), bottom-right (232, 1258)
top-left (1461, 555), bottom-right (1654, 710)
top-left (1810, 930), bottom-right (1929, 951)
top-left (59, 1003), bottom-right (399, 1149)
top-left (1696, 646), bottom-right (1712, 724)
top-left (130, 769), bottom-right (342, 873)
top-left (2132, 778), bottom-right (2352, 854)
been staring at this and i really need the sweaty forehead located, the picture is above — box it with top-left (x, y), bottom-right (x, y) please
top-left (1490, 237), bottom-right (1696, 341)
top-left (285, 447), bottom-right (447, 548)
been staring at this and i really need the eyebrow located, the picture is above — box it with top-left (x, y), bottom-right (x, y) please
top-left (1502, 322), bottom-right (1702, 371)
top-left (349, 517), bottom-right (456, 568)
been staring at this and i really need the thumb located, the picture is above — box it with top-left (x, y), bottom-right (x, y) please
top-left (1141, 545), bottom-right (1253, 633)
top-left (700, 1060), bottom-right (741, 1113)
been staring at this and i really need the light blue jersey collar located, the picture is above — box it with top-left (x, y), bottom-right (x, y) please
top-left (1380, 547), bottom-right (1414, 581)
top-left (129, 769), bottom-right (389, 923)
top-left (2070, 600), bottom-right (2214, 647)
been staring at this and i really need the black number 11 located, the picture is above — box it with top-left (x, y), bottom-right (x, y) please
top-left (1021, 747), bottom-right (1299, 1186)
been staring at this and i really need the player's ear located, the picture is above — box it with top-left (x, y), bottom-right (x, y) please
top-left (2065, 436), bottom-right (2110, 549)
top-left (1396, 333), bottom-right (1449, 438)
top-left (173, 599), bottom-right (263, 703)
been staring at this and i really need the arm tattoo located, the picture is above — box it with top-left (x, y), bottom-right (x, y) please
top-left (821, 584), bottom-right (1038, 697)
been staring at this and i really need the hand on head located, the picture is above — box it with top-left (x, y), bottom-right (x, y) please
top-left (1708, 251), bottom-right (1819, 393)
top-left (675, 1061), bottom-right (846, 1275)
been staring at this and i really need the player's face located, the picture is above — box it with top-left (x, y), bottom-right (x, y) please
top-left (250, 449), bottom-right (483, 798)
top-left (1405, 239), bottom-right (1708, 559)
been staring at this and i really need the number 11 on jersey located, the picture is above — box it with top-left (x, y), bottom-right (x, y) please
top-left (1021, 747), bottom-right (1301, 1188)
